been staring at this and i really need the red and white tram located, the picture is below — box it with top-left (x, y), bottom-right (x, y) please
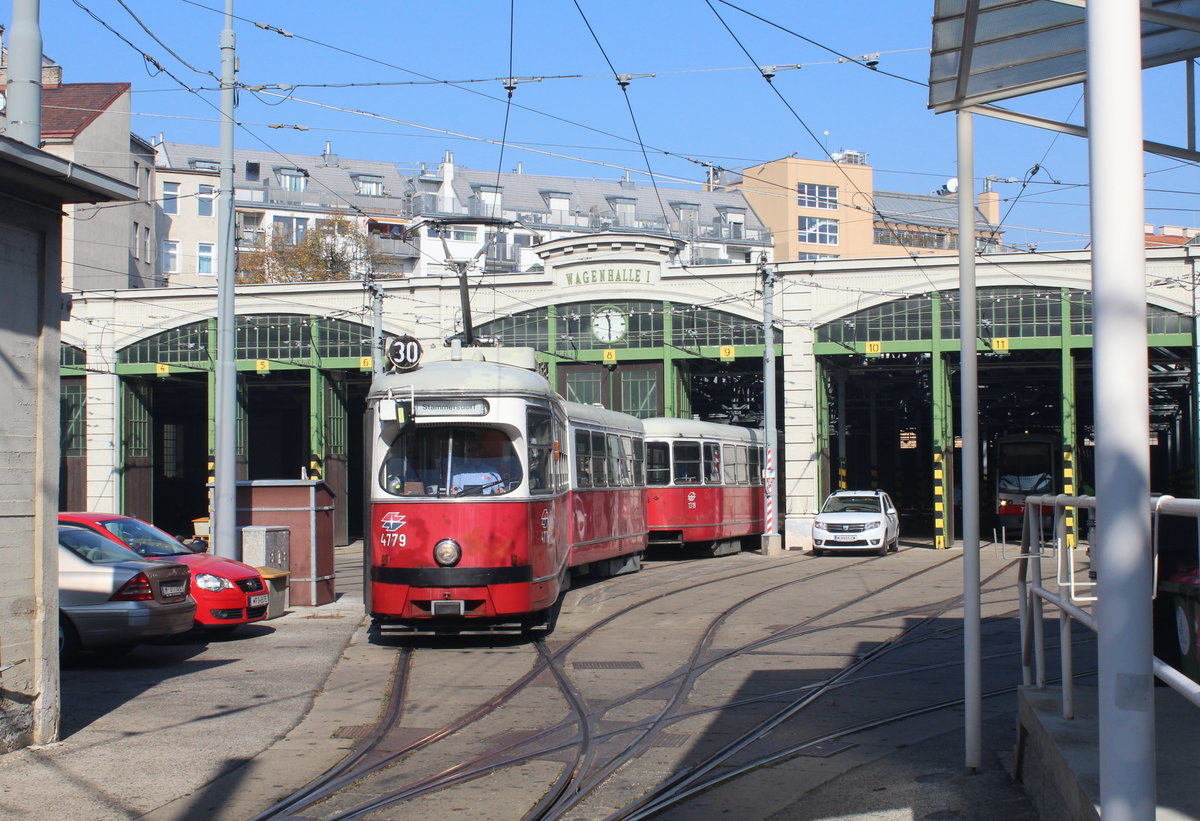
top-left (366, 347), bottom-right (646, 633)
top-left (643, 417), bottom-right (765, 556)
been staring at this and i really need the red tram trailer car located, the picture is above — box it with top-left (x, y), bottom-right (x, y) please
top-left (366, 347), bottom-right (647, 634)
top-left (643, 417), bottom-right (766, 556)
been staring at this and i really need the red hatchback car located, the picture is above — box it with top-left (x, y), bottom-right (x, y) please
top-left (59, 513), bottom-right (269, 632)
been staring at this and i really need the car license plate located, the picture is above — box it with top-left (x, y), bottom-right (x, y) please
top-left (834, 534), bottom-right (858, 542)
top-left (161, 583), bottom-right (186, 597)
top-left (249, 593), bottom-right (269, 607)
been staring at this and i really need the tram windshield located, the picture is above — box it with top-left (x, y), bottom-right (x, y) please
top-left (381, 426), bottom-right (522, 498)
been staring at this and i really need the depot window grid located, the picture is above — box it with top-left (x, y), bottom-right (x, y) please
top-left (238, 314), bottom-right (309, 360)
top-left (675, 307), bottom-right (763, 347)
top-left (61, 344), bottom-right (86, 369)
top-left (119, 321), bottom-right (209, 365)
top-left (942, 287), bottom-right (1063, 339)
top-left (315, 318), bottom-right (373, 359)
top-left (818, 295), bottom-right (932, 344)
top-left (60, 382), bottom-right (86, 457)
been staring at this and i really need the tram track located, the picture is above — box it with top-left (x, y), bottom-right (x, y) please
top-left (259, 547), bottom-right (1036, 820)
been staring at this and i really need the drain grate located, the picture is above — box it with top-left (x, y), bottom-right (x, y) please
top-left (333, 724), bottom-right (376, 740)
top-left (572, 660), bottom-right (644, 670)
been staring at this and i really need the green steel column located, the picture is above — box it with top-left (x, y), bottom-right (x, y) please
top-left (545, 306), bottom-right (559, 391)
top-left (309, 367), bottom-right (326, 481)
top-left (930, 294), bottom-right (953, 548)
top-left (816, 358), bottom-right (831, 501)
top-left (663, 301), bottom-right (678, 417)
top-left (1061, 289), bottom-right (1079, 548)
top-left (308, 319), bottom-right (326, 481)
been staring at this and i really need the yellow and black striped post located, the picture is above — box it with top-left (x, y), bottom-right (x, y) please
top-left (838, 457), bottom-right (847, 490)
top-left (1062, 446), bottom-right (1076, 548)
top-left (933, 448), bottom-right (947, 549)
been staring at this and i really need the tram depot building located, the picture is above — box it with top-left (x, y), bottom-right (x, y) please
top-left (61, 236), bottom-right (1200, 552)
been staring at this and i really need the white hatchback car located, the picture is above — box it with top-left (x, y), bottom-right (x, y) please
top-left (812, 490), bottom-right (900, 556)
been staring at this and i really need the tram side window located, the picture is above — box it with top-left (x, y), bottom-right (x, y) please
top-left (527, 409), bottom-right (553, 494)
top-left (618, 436), bottom-right (636, 486)
top-left (750, 446), bottom-right (762, 486)
top-left (554, 417), bottom-right (569, 492)
top-left (673, 441), bottom-right (701, 484)
top-left (646, 442), bottom-right (670, 486)
top-left (703, 442), bottom-right (722, 484)
top-left (632, 437), bottom-right (645, 485)
top-left (575, 429), bottom-right (592, 488)
top-left (734, 445), bottom-right (749, 484)
top-left (608, 434), bottom-right (628, 485)
top-left (591, 431), bottom-right (609, 487)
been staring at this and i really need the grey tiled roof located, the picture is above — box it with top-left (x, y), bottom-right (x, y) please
top-left (872, 190), bottom-right (995, 229)
top-left (156, 141), bottom-right (413, 215)
top-left (451, 168), bottom-right (766, 230)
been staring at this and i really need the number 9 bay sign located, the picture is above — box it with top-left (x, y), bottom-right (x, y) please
top-left (387, 335), bottom-right (423, 371)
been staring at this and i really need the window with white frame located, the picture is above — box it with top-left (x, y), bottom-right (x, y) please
top-left (610, 198), bottom-right (636, 226)
top-left (798, 252), bottom-right (839, 260)
top-left (353, 174), bottom-right (384, 196)
top-left (132, 221), bottom-right (141, 260)
top-left (276, 168), bottom-right (308, 192)
top-left (162, 181), bottom-right (179, 214)
top-left (162, 241), bottom-right (179, 274)
top-left (197, 242), bottom-right (215, 275)
top-left (141, 226), bottom-right (151, 264)
top-left (198, 184), bottom-right (214, 217)
top-left (798, 216), bottom-right (839, 245)
top-left (798, 183), bottom-right (838, 209)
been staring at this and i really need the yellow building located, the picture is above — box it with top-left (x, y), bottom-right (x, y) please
top-left (726, 152), bottom-right (1001, 262)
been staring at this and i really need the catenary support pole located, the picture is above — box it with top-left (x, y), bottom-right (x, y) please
top-left (1087, 1), bottom-right (1155, 817)
top-left (957, 110), bottom-right (982, 772)
top-left (760, 256), bottom-right (782, 554)
top-left (7, 0), bottom-right (42, 147)
top-left (213, 0), bottom-right (238, 559)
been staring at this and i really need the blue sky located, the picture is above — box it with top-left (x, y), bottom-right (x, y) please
top-left (24, 0), bottom-right (1200, 251)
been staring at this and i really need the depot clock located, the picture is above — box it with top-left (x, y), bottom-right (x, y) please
top-left (591, 306), bottom-right (627, 343)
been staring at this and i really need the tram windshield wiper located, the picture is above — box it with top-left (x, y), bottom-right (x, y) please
top-left (454, 478), bottom-right (506, 497)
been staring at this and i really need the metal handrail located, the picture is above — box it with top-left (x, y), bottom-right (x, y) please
top-left (1017, 493), bottom-right (1200, 721)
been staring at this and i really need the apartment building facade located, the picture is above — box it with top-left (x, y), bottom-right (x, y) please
top-left (727, 151), bottom-right (1002, 262)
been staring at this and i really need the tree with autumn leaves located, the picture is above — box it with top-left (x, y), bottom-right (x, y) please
top-left (236, 212), bottom-right (377, 284)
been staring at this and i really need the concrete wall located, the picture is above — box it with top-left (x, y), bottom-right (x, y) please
top-left (0, 187), bottom-right (63, 751)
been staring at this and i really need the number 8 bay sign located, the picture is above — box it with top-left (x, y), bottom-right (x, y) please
top-left (387, 335), bottom-right (423, 371)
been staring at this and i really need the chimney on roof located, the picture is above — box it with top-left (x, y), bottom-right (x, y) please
top-left (322, 141), bottom-right (338, 166)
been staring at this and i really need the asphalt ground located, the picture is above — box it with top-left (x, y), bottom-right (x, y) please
top-left (0, 542), bottom-right (1042, 821)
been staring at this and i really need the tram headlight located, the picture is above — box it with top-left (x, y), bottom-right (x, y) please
top-left (433, 539), bottom-right (462, 567)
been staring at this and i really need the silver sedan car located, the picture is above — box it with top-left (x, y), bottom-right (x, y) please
top-left (58, 525), bottom-right (196, 656)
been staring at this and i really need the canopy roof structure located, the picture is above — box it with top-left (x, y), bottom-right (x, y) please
top-left (930, 0), bottom-right (1200, 160)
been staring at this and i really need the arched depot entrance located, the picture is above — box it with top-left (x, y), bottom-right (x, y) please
top-left (474, 299), bottom-right (780, 425)
top-left (813, 286), bottom-right (1196, 547)
top-left (100, 314), bottom-right (375, 543)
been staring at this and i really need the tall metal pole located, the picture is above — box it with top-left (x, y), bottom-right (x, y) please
top-left (957, 110), bottom-right (982, 771)
top-left (369, 277), bottom-right (384, 375)
top-left (6, 0), bottom-right (42, 148)
top-left (760, 256), bottom-right (782, 554)
top-left (1087, 1), bottom-right (1155, 817)
top-left (213, 0), bottom-right (238, 558)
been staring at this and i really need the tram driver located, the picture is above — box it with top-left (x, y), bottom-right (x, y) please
top-left (451, 429), bottom-right (519, 496)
